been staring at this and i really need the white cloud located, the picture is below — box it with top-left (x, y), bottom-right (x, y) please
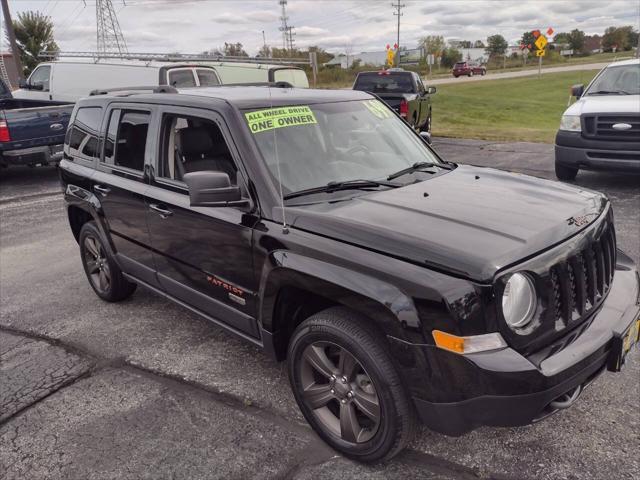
top-left (13, 0), bottom-right (638, 56)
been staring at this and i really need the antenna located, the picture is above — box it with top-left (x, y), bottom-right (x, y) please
top-left (267, 85), bottom-right (289, 234)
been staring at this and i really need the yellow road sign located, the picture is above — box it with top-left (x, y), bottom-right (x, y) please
top-left (535, 35), bottom-right (548, 50)
top-left (536, 49), bottom-right (545, 57)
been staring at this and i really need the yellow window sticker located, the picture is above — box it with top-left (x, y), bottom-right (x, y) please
top-left (363, 99), bottom-right (392, 119)
top-left (245, 106), bottom-right (317, 134)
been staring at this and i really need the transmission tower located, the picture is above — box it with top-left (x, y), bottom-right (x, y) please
top-left (96, 0), bottom-right (128, 56)
top-left (278, 0), bottom-right (294, 51)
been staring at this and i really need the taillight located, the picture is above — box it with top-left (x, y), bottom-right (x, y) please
top-left (399, 99), bottom-right (408, 118)
top-left (0, 120), bottom-right (10, 142)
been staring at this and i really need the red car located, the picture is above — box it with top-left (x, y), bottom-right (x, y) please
top-left (452, 61), bottom-right (486, 77)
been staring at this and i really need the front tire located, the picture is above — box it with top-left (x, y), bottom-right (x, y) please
top-left (287, 307), bottom-right (416, 462)
top-left (481, 69), bottom-right (486, 76)
top-left (468, 71), bottom-right (473, 77)
top-left (555, 161), bottom-right (579, 181)
top-left (79, 221), bottom-right (136, 302)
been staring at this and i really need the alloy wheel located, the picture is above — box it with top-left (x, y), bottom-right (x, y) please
top-left (299, 341), bottom-right (381, 444)
top-left (83, 235), bottom-right (111, 294)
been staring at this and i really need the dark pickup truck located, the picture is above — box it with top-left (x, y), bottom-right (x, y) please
top-left (60, 85), bottom-right (640, 462)
top-left (0, 77), bottom-right (73, 168)
top-left (353, 69), bottom-right (435, 133)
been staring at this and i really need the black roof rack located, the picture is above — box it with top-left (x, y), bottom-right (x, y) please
top-left (89, 85), bottom-right (178, 96)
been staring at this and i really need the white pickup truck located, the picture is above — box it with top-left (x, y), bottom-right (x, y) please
top-left (555, 58), bottom-right (639, 180)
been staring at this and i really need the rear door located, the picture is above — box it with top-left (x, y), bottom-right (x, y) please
top-left (144, 106), bottom-right (260, 338)
top-left (92, 104), bottom-right (159, 287)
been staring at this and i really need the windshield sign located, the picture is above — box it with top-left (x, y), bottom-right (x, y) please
top-left (244, 100), bottom-right (442, 196)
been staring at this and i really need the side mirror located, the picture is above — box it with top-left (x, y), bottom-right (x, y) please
top-left (183, 171), bottom-right (247, 207)
top-left (571, 84), bottom-right (584, 99)
top-left (427, 86), bottom-right (436, 95)
top-left (419, 131), bottom-right (432, 145)
top-left (18, 79), bottom-right (28, 89)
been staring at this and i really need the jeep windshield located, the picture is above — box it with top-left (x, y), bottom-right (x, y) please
top-left (244, 99), bottom-right (445, 199)
top-left (586, 63), bottom-right (640, 96)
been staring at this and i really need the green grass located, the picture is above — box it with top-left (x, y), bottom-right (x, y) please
top-left (431, 70), bottom-right (599, 143)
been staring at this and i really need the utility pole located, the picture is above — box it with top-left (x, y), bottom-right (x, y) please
top-left (287, 25), bottom-right (296, 52)
top-left (279, 0), bottom-right (289, 51)
top-left (392, 1), bottom-right (405, 66)
top-left (1, 0), bottom-right (24, 81)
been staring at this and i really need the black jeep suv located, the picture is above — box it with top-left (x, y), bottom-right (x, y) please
top-left (60, 85), bottom-right (640, 462)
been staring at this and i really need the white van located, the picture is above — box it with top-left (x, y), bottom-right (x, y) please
top-left (13, 60), bottom-right (223, 102)
top-left (205, 62), bottom-right (309, 88)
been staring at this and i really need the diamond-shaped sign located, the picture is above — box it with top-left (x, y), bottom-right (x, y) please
top-left (536, 49), bottom-right (545, 57)
top-left (547, 27), bottom-right (554, 36)
top-left (535, 35), bottom-right (548, 50)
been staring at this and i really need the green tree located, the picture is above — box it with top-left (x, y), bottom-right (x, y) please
top-left (567, 29), bottom-right (586, 53)
top-left (473, 40), bottom-right (485, 48)
top-left (520, 31), bottom-right (536, 50)
top-left (420, 35), bottom-right (445, 56)
top-left (223, 42), bottom-right (248, 57)
top-left (12, 11), bottom-right (58, 77)
top-left (440, 47), bottom-right (462, 68)
top-left (485, 34), bottom-right (508, 58)
top-left (459, 40), bottom-right (472, 49)
top-left (553, 32), bottom-right (570, 47)
top-left (257, 44), bottom-right (271, 57)
top-left (602, 26), bottom-right (636, 51)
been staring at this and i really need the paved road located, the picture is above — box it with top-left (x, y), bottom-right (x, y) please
top-left (1, 141), bottom-right (638, 480)
top-left (426, 62), bottom-right (609, 86)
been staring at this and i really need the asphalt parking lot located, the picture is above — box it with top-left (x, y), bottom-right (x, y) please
top-left (1, 138), bottom-right (638, 480)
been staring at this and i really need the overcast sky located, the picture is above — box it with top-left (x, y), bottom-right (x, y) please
top-left (6, 0), bottom-right (640, 55)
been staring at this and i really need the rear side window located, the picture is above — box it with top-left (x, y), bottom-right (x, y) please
top-left (353, 73), bottom-right (414, 93)
top-left (103, 109), bottom-right (150, 171)
top-left (67, 106), bottom-right (103, 161)
top-left (196, 69), bottom-right (220, 86)
top-left (168, 69), bottom-right (196, 87)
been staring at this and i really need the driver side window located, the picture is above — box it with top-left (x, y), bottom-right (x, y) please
top-left (159, 113), bottom-right (238, 185)
top-left (29, 65), bottom-right (51, 91)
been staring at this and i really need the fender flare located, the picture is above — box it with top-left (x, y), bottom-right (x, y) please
top-left (259, 250), bottom-right (422, 341)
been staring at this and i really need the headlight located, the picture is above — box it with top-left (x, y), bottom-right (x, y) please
top-left (559, 115), bottom-right (581, 132)
top-left (502, 273), bottom-right (537, 329)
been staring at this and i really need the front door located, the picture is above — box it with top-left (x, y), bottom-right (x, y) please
top-left (93, 106), bottom-right (158, 287)
top-left (144, 107), bottom-right (260, 338)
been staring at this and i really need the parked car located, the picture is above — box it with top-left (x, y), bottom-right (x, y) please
top-left (555, 58), bottom-right (640, 180)
top-left (352, 68), bottom-right (435, 132)
top-left (12, 60), bottom-right (223, 102)
top-left (0, 77), bottom-right (73, 168)
top-left (60, 85), bottom-right (640, 463)
top-left (452, 61), bottom-right (486, 77)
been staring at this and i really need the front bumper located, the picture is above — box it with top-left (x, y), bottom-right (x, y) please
top-left (555, 130), bottom-right (640, 172)
top-left (407, 251), bottom-right (640, 436)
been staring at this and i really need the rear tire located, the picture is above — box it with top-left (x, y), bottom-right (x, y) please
top-left (555, 162), bottom-right (579, 181)
top-left (468, 71), bottom-right (473, 77)
top-left (79, 221), bottom-right (136, 302)
top-left (287, 307), bottom-right (416, 463)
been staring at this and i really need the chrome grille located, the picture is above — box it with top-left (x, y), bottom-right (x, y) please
top-left (548, 221), bottom-right (616, 328)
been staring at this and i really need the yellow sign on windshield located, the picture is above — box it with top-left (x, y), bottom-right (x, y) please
top-left (245, 106), bottom-right (317, 134)
top-left (363, 99), bottom-right (392, 119)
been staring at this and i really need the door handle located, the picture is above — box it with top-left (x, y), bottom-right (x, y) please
top-left (94, 185), bottom-right (111, 196)
top-left (149, 203), bottom-right (173, 218)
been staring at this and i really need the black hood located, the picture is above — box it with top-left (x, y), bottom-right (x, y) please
top-left (285, 165), bottom-right (607, 282)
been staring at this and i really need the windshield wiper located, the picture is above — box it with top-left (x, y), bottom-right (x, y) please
top-left (386, 161), bottom-right (451, 181)
top-left (588, 90), bottom-right (631, 95)
top-left (283, 179), bottom-right (400, 200)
